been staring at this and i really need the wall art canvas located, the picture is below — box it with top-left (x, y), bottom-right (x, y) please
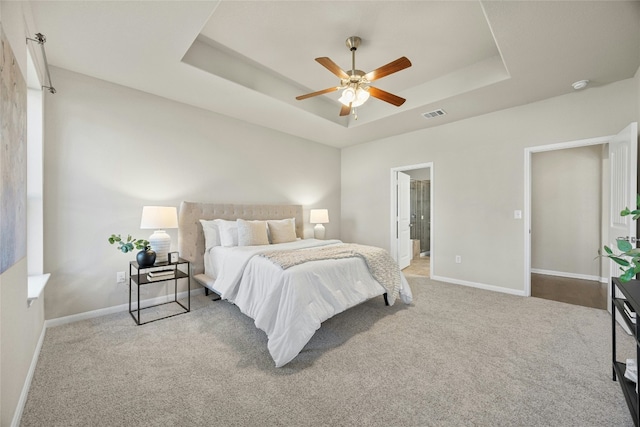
top-left (0, 26), bottom-right (27, 274)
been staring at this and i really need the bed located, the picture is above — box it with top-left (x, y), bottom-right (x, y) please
top-left (178, 201), bottom-right (412, 367)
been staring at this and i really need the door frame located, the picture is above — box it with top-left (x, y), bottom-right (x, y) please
top-left (390, 162), bottom-right (433, 276)
top-left (524, 135), bottom-right (612, 297)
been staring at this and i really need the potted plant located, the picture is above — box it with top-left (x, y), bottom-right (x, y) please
top-left (601, 195), bottom-right (640, 282)
top-left (108, 234), bottom-right (156, 267)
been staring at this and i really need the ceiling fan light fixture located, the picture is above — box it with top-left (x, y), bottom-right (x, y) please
top-left (339, 86), bottom-right (369, 107)
top-left (296, 36), bottom-right (411, 116)
top-left (339, 87), bottom-right (356, 105)
top-left (354, 86), bottom-right (370, 106)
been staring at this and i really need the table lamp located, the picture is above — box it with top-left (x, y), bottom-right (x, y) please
top-left (140, 206), bottom-right (178, 263)
top-left (310, 209), bottom-right (329, 239)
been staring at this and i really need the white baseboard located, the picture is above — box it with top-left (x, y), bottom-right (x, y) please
top-left (11, 322), bottom-right (47, 427)
top-left (431, 275), bottom-right (527, 296)
top-left (530, 268), bottom-right (606, 283)
top-left (46, 287), bottom-right (205, 328)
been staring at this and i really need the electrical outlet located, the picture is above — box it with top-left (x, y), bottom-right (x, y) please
top-left (514, 210), bottom-right (522, 219)
top-left (116, 271), bottom-right (125, 283)
top-left (455, 255), bottom-right (462, 264)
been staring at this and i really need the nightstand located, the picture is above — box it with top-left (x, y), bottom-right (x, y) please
top-left (129, 258), bottom-right (190, 325)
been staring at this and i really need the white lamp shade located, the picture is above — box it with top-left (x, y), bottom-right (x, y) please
top-left (339, 87), bottom-right (356, 106)
top-left (339, 86), bottom-right (369, 108)
top-left (310, 209), bottom-right (329, 224)
top-left (140, 206), bottom-right (178, 263)
top-left (140, 206), bottom-right (178, 229)
top-left (352, 87), bottom-right (370, 107)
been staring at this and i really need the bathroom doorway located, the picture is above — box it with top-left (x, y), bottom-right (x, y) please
top-left (391, 163), bottom-right (432, 278)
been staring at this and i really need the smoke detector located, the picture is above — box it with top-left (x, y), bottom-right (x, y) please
top-left (572, 80), bottom-right (589, 90)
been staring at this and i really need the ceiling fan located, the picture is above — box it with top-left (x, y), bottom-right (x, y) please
top-left (296, 36), bottom-right (412, 117)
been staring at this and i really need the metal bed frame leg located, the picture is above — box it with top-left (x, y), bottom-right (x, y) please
top-left (203, 286), bottom-right (221, 301)
top-left (383, 293), bottom-right (389, 306)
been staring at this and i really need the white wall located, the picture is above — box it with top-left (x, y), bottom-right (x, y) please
top-left (637, 66), bottom-right (640, 140)
top-left (341, 78), bottom-right (637, 294)
top-left (0, 2), bottom-right (46, 425)
top-left (43, 67), bottom-right (341, 320)
top-left (637, 66), bottom-right (640, 129)
top-left (531, 145), bottom-right (602, 278)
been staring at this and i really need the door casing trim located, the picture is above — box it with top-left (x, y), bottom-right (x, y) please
top-left (524, 135), bottom-right (612, 297)
top-left (390, 162), bottom-right (433, 277)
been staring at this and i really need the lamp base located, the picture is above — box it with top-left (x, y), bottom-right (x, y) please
top-left (148, 230), bottom-right (171, 263)
top-left (314, 224), bottom-right (326, 240)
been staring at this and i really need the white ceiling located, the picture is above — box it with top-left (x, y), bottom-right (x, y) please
top-left (28, 1), bottom-right (640, 149)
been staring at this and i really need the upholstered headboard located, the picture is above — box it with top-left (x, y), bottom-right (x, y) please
top-left (178, 202), bottom-right (304, 276)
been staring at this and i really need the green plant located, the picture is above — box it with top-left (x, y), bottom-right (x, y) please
top-left (601, 194), bottom-right (640, 282)
top-left (108, 234), bottom-right (149, 253)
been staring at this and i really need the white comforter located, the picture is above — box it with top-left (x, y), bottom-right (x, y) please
top-left (205, 239), bottom-right (412, 367)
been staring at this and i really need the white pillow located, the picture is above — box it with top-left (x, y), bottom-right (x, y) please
top-left (237, 219), bottom-right (269, 246)
top-left (267, 218), bottom-right (297, 244)
top-left (214, 219), bottom-right (238, 247)
top-left (199, 219), bottom-right (220, 249)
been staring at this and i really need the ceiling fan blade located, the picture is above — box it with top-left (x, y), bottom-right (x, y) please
top-left (296, 86), bottom-right (340, 101)
top-left (316, 57), bottom-right (349, 79)
top-left (339, 103), bottom-right (351, 116)
top-left (364, 57), bottom-right (412, 82)
top-left (368, 86), bottom-right (406, 107)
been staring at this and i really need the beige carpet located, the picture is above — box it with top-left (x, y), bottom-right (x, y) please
top-left (20, 276), bottom-right (634, 426)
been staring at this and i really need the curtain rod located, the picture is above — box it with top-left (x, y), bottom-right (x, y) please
top-left (26, 33), bottom-right (56, 94)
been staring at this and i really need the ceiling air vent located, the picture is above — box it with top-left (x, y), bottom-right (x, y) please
top-left (422, 109), bottom-right (447, 120)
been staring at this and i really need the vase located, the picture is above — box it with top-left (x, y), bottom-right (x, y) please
top-left (136, 248), bottom-right (156, 267)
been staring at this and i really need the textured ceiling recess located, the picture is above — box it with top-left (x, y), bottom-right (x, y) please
top-left (30, 1), bottom-right (640, 147)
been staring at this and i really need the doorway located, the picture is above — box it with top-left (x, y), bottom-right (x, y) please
top-left (524, 123), bottom-right (637, 318)
top-left (530, 145), bottom-right (606, 309)
top-left (390, 163), bottom-right (433, 278)
top-left (410, 177), bottom-right (431, 256)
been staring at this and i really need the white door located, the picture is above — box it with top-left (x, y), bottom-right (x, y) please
top-left (608, 122), bottom-right (638, 330)
top-left (397, 171), bottom-right (411, 269)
